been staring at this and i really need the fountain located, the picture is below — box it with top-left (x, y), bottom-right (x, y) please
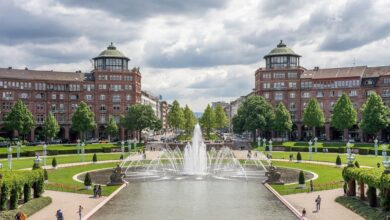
top-left (183, 124), bottom-right (208, 175)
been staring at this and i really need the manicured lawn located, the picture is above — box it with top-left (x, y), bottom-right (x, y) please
top-left (0, 153), bottom-right (125, 170)
top-left (46, 162), bottom-right (120, 196)
top-left (0, 143), bottom-right (116, 154)
top-left (267, 151), bottom-right (383, 168)
top-left (336, 196), bottom-right (390, 220)
top-left (270, 161), bottom-right (344, 195)
top-left (281, 141), bottom-right (385, 148)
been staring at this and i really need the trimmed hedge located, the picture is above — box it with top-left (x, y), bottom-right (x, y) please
top-left (0, 196), bottom-right (52, 220)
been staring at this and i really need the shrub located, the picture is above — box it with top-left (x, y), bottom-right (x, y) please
top-left (358, 148), bottom-right (369, 155)
top-left (0, 197), bottom-right (52, 220)
top-left (43, 169), bottom-right (48, 181)
top-left (367, 186), bottom-right (377, 207)
top-left (0, 184), bottom-right (9, 211)
top-left (84, 173), bottom-right (92, 187)
top-left (52, 157), bottom-right (57, 168)
top-left (93, 153), bottom-right (97, 163)
top-left (9, 186), bottom-right (18, 210)
top-left (336, 155), bottom-right (342, 166)
top-left (298, 170), bottom-right (305, 185)
top-left (32, 162), bottom-right (40, 170)
top-left (354, 161), bottom-right (360, 168)
top-left (23, 183), bottom-right (31, 203)
top-left (33, 179), bottom-right (44, 198)
top-left (296, 152), bottom-right (302, 161)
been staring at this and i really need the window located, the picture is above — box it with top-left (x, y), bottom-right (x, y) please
top-left (289, 103), bottom-right (296, 111)
top-left (51, 104), bottom-right (57, 112)
top-left (112, 95), bottom-right (121, 102)
top-left (113, 105), bottom-right (120, 111)
top-left (289, 92), bottom-right (296, 98)
top-left (2, 92), bottom-right (12, 100)
top-left (263, 73), bottom-right (271, 79)
top-left (273, 73), bottom-right (285, 79)
top-left (338, 90), bottom-right (343, 97)
top-left (36, 103), bottom-right (44, 111)
top-left (51, 94), bottom-right (56, 100)
top-left (275, 92), bottom-right (283, 100)
top-left (288, 82), bottom-right (296, 88)
top-left (109, 75), bottom-right (122, 80)
top-left (330, 102), bottom-right (335, 111)
top-left (349, 90), bottom-right (357, 97)
top-left (301, 81), bottom-right (312, 88)
top-left (71, 104), bottom-right (78, 111)
top-left (288, 72), bottom-right (297, 78)
top-left (124, 85), bottom-right (133, 90)
top-left (99, 84), bottom-right (107, 90)
top-left (99, 94), bottom-right (106, 101)
top-left (302, 92), bottom-right (310, 98)
top-left (274, 82), bottom-right (285, 89)
top-left (384, 77), bottom-right (390, 84)
top-left (126, 94), bottom-right (132, 101)
top-left (124, 75), bottom-right (132, 81)
top-left (316, 91), bottom-right (324, 97)
top-left (20, 93), bottom-right (28, 99)
top-left (100, 114), bottom-right (106, 123)
top-left (366, 90), bottom-right (375, 96)
top-left (35, 93), bottom-right (44, 99)
top-left (383, 89), bottom-right (390, 97)
top-left (98, 75), bottom-right (108, 80)
top-left (59, 104), bottom-right (65, 112)
top-left (263, 83), bottom-right (271, 89)
top-left (85, 94), bottom-right (93, 101)
top-left (110, 85), bottom-right (122, 91)
top-left (330, 91), bottom-right (335, 97)
top-left (263, 93), bottom-right (269, 99)
top-left (36, 115), bottom-right (44, 123)
top-left (83, 84), bottom-right (95, 91)
top-left (100, 105), bottom-right (106, 112)
top-left (70, 94), bottom-right (78, 100)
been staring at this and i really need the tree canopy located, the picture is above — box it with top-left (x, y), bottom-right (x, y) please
top-left (214, 104), bottom-right (229, 129)
top-left (71, 101), bottom-right (96, 141)
top-left (303, 98), bottom-right (324, 132)
top-left (183, 105), bottom-right (197, 134)
top-left (200, 104), bottom-right (215, 138)
top-left (43, 112), bottom-right (60, 141)
top-left (359, 92), bottom-right (390, 135)
top-left (106, 116), bottom-right (119, 141)
top-left (273, 102), bottom-right (292, 133)
top-left (4, 100), bottom-right (35, 139)
top-left (168, 100), bottom-right (184, 131)
top-left (330, 93), bottom-right (357, 131)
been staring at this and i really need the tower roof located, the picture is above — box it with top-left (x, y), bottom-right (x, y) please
top-left (94, 42), bottom-right (129, 60)
top-left (264, 40), bottom-right (301, 58)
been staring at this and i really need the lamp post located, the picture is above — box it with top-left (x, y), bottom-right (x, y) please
top-left (314, 137), bottom-right (318, 153)
top-left (7, 146), bottom-right (12, 169)
top-left (127, 139), bottom-right (131, 155)
top-left (262, 138), bottom-right (266, 150)
top-left (81, 142), bottom-right (85, 162)
top-left (382, 145), bottom-right (390, 173)
top-left (346, 141), bottom-right (354, 166)
top-left (374, 138), bottom-right (379, 157)
top-left (269, 139), bottom-right (273, 156)
top-left (121, 140), bottom-right (125, 159)
top-left (16, 141), bottom-right (21, 159)
top-left (77, 139), bottom-right (81, 155)
top-left (43, 144), bottom-right (47, 166)
top-left (308, 140), bottom-right (313, 161)
top-left (257, 137), bottom-right (261, 148)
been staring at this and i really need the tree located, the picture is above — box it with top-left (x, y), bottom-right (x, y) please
top-left (359, 92), bottom-right (390, 137)
top-left (167, 100), bottom-right (184, 131)
top-left (297, 152), bottom-right (302, 161)
top-left (52, 157), bottom-right (57, 168)
top-left (123, 104), bottom-right (162, 143)
top-left (93, 153), bottom-right (97, 163)
top-left (232, 95), bottom-right (274, 142)
top-left (200, 104), bottom-right (215, 138)
top-left (106, 116), bottom-right (118, 142)
top-left (183, 105), bottom-right (196, 134)
top-left (214, 104), bottom-right (229, 129)
top-left (336, 155), bottom-right (342, 166)
top-left (4, 100), bottom-right (35, 140)
top-left (303, 98), bottom-right (324, 137)
top-left (71, 101), bottom-right (96, 141)
top-left (43, 169), bottom-right (48, 181)
top-left (43, 112), bottom-right (60, 142)
top-left (273, 102), bottom-right (292, 140)
top-left (298, 170), bottom-right (305, 185)
top-left (330, 93), bottom-right (357, 140)
top-left (84, 173), bottom-right (92, 187)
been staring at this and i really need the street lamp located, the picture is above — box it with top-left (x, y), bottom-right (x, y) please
top-left (77, 139), bottom-right (81, 155)
top-left (121, 140), bottom-right (125, 159)
top-left (81, 142), bottom-right (85, 162)
top-left (7, 146), bottom-right (12, 169)
top-left (269, 139), bottom-right (273, 155)
top-left (382, 145), bottom-right (390, 172)
top-left (374, 138), bottom-right (379, 157)
top-left (346, 141), bottom-right (354, 166)
top-left (262, 138), bottom-right (266, 149)
top-left (43, 144), bottom-right (47, 166)
top-left (16, 141), bottom-right (21, 159)
top-left (308, 140), bottom-right (313, 161)
top-left (257, 137), bottom-right (261, 148)
top-left (314, 137), bottom-right (318, 153)
top-left (127, 139), bottom-right (132, 155)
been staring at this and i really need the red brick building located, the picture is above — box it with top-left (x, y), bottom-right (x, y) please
top-left (0, 43), bottom-right (141, 141)
top-left (255, 41), bottom-right (390, 142)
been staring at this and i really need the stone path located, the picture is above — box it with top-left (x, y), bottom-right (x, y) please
top-left (29, 190), bottom-right (106, 220)
top-left (284, 188), bottom-right (364, 220)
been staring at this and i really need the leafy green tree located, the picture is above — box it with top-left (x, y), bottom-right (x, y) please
top-left (43, 112), bottom-right (60, 141)
top-left (183, 105), bottom-right (196, 134)
top-left (214, 104), bottom-right (229, 129)
top-left (123, 104), bottom-right (162, 143)
top-left (92, 153), bottom-right (97, 163)
top-left (273, 102), bottom-right (292, 140)
top-left (298, 170), bottom-right (305, 185)
top-left (336, 155), bottom-right (342, 166)
top-left (297, 152), bottom-right (302, 161)
top-left (52, 157), bottom-right (57, 168)
top-left (71, 101), bottom-right (96, 141)
top-left (4, 100), bottom-right (35, 140)
top-left (360, 92), bottom-right (390, 136)
top-left (303, 98), bottom-right (324, 137)
top-left (106, 116), bottom-right (118, 142)
top-left (168, 100), bottom-right (184, 131)
top-left (232, 95), bottom-right (274, 142)
top-left (330, 93), bottom-right (357, 140)
top-left (200, 104), bottom-right (215, 138)
top-left (84, 172), bottom-right (92, 187)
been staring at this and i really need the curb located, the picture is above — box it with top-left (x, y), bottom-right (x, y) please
top-left (72, 167), bottom-right (114, 186)
top-left (263, 183), bottom-right (307, 220)
top-left (83, 182), bottom-right (128, 220)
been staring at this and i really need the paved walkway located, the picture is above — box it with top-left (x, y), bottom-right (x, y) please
top-left (284, 188), bottom-right (364, 220)
top-left (29, 190), bottom-right (106, 220)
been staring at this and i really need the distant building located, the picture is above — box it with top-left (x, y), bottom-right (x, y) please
top-left (211, 101), bottom-right (229, 110)
top-left (141, 90), bottom-right (160, 117)
top-left (225, 91), bottom-right (255, 132)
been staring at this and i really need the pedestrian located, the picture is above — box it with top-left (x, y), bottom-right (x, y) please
top-left (15, 212), bottom-right (22, 220)
top-left (310, 180), bottom-right (314, 192)
top-left (20, 212), bottom-right (26, 220)
top-left (93, 185), bottom-right (97, 198)
top-left (56, 209), bottom-right (64, 220)
top-left (77, 205), bottom-right (84, 220)
top-left (97, 185), bottom-right (102, 197)
top-left (315, 195), bottom-right (321, 212)
top-left (302, 208), bottom-right (306, 218)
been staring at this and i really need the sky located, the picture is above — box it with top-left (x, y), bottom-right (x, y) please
top-left (1, 0), bottom-right (390, 112)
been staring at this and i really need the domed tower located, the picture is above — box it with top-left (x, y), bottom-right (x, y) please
top-left (93, 42), bottom-right (130, 71)
top-left (263, 40), bottom-right (301, 69)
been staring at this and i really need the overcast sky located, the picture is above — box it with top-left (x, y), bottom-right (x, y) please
top-left (1, 0), bottom-right (390, 111)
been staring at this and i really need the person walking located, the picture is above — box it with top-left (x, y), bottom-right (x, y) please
top-left (301, 208), bottom-right (306, 219)
top-left (56, 209), bottom-right (64, 220)
top-left (315, 195), bottom-right (322, 212)
top-left (77, 205), bottom-right (84, 220)
top-left (97, 185), bottom-right (102, 198)
top-left (93, 185), bottom-right (98, 198)
top-left (310, 180), bottom-right (314, 192)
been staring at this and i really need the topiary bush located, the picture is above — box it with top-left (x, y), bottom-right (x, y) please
top-left (0, 184), bottom-right (9, 211)
top-left (43, 169), bottom-right (48, 181)
top-left (336, 155), bottom-right (342, 166)
top-left (51, 157), bottom-right (57, 168)
top-left (23, 183), bottom-right (31, 203)
top-left (93, 153), bottom-right (97, 163)
top-left (9, 186), bottom-right (18, 210)
top-left (296, 152), bottom-right (302, 162)
top-left (32, 162), bottom-right (40, 170)
top-left (354, 161), bottom-right (360, 168)
top-left (298, 170), bottom-right (305, 185)
top-left (84, 173), bottom-right (92, 188)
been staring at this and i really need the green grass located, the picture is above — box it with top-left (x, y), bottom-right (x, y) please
top-left (46, 162), bottom-right (120, 196)
top-left (281, 141), bottom-right (384, 148)
top-left (0, 197), bottom-right (52, 220)
top-left (270, 161), bottom-right (344, 195)
top-left (335, 196), bottom-right (390, 220)
top-left (0, 143), bottom-right (116, 154)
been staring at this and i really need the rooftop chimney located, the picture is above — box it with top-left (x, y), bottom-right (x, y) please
top-left (314, 66), bottom-right (319, 71)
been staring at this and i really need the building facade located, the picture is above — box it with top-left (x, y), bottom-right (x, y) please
top-left (0, 43), bottom-right (141, 141)
top-left (255, 41), bottom-right (390, 141)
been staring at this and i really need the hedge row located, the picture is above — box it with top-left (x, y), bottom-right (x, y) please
top-left (0, 169), bottom-right (45, 211)
top-left (266, 145), bottom-right (390, 155)
top-left (342, 167), bottom-right (382, 188)
top-left (0, 197), bottom-right (52, 220)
